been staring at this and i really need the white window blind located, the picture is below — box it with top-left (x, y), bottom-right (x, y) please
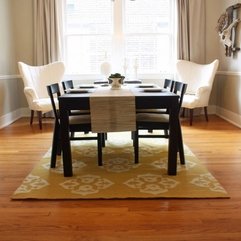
top-left (64, 0), bottom-right (174, 78)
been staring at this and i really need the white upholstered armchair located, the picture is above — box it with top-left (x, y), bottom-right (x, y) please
top-left (176, 59), bottom-right (219, 125)
top-left (18, 61), bottom-right (65, 129)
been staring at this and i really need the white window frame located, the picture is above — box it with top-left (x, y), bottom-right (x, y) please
top-left (63, 0), bottom-right (176, 81)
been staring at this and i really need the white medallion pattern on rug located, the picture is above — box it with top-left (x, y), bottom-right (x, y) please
top-left (42, 159), bottom-right (86, 173)
top-left (75, 146), bottom-right (98, 158)
top-left (104, 157), bottom-right (140, 173)
top-left (124, 173), bottom-right (179, 195)
top-left (14, 174), bottom-right (49, 194)
top-left (190, 173), bottom-right (227, 193)
top-left (59, 174), bottom-right (114, 195)
top-left (151, 158), bottom-right (197, 172)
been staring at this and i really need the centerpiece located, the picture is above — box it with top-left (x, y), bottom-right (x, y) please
top-left (108, 73), bottom-right (125, 89)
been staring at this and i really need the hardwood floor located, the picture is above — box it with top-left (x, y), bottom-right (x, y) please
top-left (0, 115), bottom-right (241, 241)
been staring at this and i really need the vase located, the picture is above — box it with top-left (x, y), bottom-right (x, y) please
top-left (108, 77), bottom-right (125, 89)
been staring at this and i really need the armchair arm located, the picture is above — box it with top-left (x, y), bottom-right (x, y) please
top-left (24, 87), bottom-right (38, 101)
top-left (196, 86), bottom-right (210, 98)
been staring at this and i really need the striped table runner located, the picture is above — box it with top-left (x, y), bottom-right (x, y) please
top-left (89, 86), bottom-right (136, 132)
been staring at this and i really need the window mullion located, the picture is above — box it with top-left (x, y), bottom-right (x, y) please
top-left (112, 0), bottom-right (124, 73)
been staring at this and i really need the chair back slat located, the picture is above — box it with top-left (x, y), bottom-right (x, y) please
top-left (163, 79), bottom-right (174, 92)
top-left (46, 83), bottom-right (61, 121)
top-left (62, 80), bottom-right (74, 92)
top-left (172, 81), bottom-right (187, 112)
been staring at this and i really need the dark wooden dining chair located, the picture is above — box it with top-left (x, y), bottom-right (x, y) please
top-left (136, 79), bottom-right (175, 133)
top-left (61, 80), bottom-right (91, 138)
top-left (136, 79), bottom-right (174, 114)
top-left (62, 79), bottom-right (74, 92)
top-left (61, 80), bottom-right (90, 114)
top-left (133, 81), bottom-right (187, 165)
top-left (47, 83), bottom-right (103, 168)
top-left (61, 80), bottom-right (108, 143)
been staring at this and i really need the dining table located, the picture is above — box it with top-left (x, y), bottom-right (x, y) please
top-left (58, 83), bottom-right (180, 177)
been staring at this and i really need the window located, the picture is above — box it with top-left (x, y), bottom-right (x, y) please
top-left (63, 0), bottom-right (174, 78)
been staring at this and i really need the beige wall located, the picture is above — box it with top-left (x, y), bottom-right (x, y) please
top-left (0, 0), bottom-right (22, 118)
top-left (206, 0), bottom-right (241, 121)
top-left (13, 0), bottom-right (33, 110)
top-left (0, 0), bottom-right (16, 74)
top-left (12, 0), bottom-right (34, 66)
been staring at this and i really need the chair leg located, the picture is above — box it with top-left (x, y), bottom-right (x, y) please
top-left (101, 133), bottom-right (106, 147)
top-left (30, 110), bottom-right (34, 125)
top-left (177, 120), bottom-right (185, 165)
top-left (97, 133), bottom-right (103, 166)
top-left (189, 109), bottom-right (193, 126)
top-left (204, 107), bottom-right (209, 122)
top-left (37, 111), bottom-right (42, 129)
top-left (131, 131), bottom-right (134, 141)
top-left (50, 120), bottom-right (60, 168)
top-left (181, 108), bottom-right (185, 117)
top-left (133, 130), bottom-right (139, 164)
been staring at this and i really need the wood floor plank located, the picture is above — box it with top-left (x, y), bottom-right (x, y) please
top-left (0, 116), bottom-right (241, 241)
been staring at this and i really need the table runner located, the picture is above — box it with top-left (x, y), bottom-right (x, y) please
top-left (90, 86), bottom-right (136, 132)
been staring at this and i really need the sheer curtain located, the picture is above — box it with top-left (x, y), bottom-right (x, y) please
top-left (176, 0), bottom-right (206, 63)
top-left (33, 0), bottom-right (63, 65)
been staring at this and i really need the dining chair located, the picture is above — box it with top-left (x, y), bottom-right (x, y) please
top-left (61, 79), bottom-right (74, 92)
top-left (18, 61), bottom-right (65, 129)
top-left (136, 79), bottom-right (174, 114)
top-left (61, 80), bottom-right (108, 143)
top-left (135, 79), bottom-right (175, 134)
top-left (176, 59), bottom-right (219, 125)
top-left (61, 80), bottom-right (90, 115)
top-left (46, 83), bottom-right (103, 168)
top-left (61, 80), bottom-right (90, 138)
top-left (133, 81), bottom-right (187, 165)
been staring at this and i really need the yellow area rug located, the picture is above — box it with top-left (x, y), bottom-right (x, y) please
top-left (12, 132), bottom-right (229, 199)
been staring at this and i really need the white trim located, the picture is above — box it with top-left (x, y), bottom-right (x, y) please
top-left (2, 70), bottom-right (241, 81)
top-left (0, 108), bottom-right (29, 129)
top-left (216, 106), bottom-right (241, 128)
top-left (0, 74), bottom-right (20, 80)
top-left (216, 71), bottom-right (241, 76)
top-left (0, 109), bottom-right (22, 129)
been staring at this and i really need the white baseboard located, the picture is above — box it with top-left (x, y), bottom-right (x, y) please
top-left (0, 108), bottom-right (29, 129)
top-left (216, 107), bottom-right (241, 128)
top-left (0, 109), bottom-right (21, 129)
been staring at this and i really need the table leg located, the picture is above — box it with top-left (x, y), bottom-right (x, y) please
top-left (177, 119), bottom-right (185, 165)
top-left (168, 101), bottom-right (178, 175)
top-left (59, 104), bottom-right (73, 177)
